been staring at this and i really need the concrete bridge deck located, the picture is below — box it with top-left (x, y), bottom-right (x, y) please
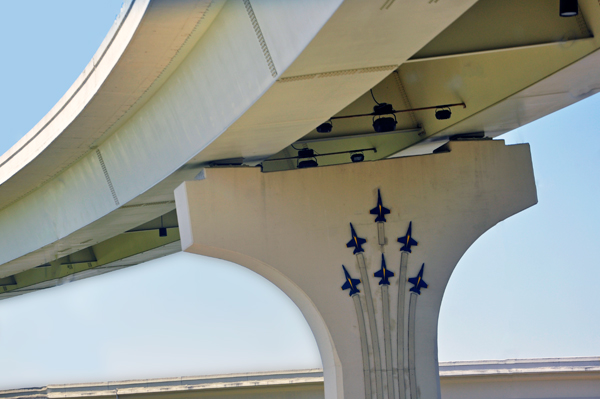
top-left (3, 358), bottom-right (599, 399)
top-left (2, 2), bottom-right (600, 399)
top-left (2, 0), bottom-right (600, 296)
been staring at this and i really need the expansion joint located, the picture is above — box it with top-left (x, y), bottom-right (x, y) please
top-left (243, 0), bottom-right (277, 78)
top-left (96, 149), bottom-right (119, 206)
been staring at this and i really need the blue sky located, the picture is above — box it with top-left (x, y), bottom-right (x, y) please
top-left (1, 1), bottom-right (599, 390)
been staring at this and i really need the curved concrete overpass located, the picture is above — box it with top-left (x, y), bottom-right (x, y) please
top-left (2, 0), bottom-right (600, 295)
top-left (2, 2), bottom-right (600, 398)
top-left (0, 0), bottom-right (482, 291)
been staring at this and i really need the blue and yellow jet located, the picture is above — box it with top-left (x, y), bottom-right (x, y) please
top-left (341, 265), bottom-right (361, 296)
top-left (370, 189), bottom-right (390, 223)
top-left (397, 221), bottom-right (418, 253)
top-left (408, 263), bottom-right (428, 295)
top-left (346, 223), bottom-right (366, 254)
top-left (374, 253), bottom-right (394, 285)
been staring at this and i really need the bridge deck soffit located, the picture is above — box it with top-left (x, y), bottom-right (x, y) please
top-left (0, 0), bottom-right (222, 210)
top-left (0, 210), bottom-right (180, 300)
top-left (267, 0), bottom-right (600, 170)
top-left (1, 0), bottom-right (600, 296)
top-left (0, 0), bottom-right (475, 281)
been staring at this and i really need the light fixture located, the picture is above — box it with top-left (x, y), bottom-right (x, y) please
top-left (350, 152), bottom-right (364, 163)
top-left (297, 159), bottom-right (318, 168)
top-left (316, 121), bottom-right (333, 133)
top-left (159, 216), bottom-right (167, 237)
top-left (297, 148), bottom-right (314, 158)
top-left (263, 147), bottom-right (376, 168)
top-left (373, 102), bottom-right (394, 115)
top-left (560, 0), bottom-right (578, 17)
top-left (373, 116), bottom-right (397, 132)
top-left (297, 148), bottom-right (319, 169)
top-left (322, 89), bottom-right (463, 131)
top-left (370, 90), bottom-right (397, 132)
top-left (435, 107), bottom-right (452, 120)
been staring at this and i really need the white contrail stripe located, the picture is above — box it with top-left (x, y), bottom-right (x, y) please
top-left (378, 222), bottom-right (386, 246)
top-left (357, 253), bottom-right (384, 399)
top-left (382, 285), bottom-right (394, 399)
top-left (408, 292), bottom-right (418, 399)
top-left (397, 251), bottom-right (409, 399)
top-left (353, 293), bottom-right (372, 399)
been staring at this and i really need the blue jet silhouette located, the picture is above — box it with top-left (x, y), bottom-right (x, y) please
top-left (346, 223), bottom-right (366, 254)
top-left (374, 253), bottom-right (394, 285)
top-left (341, 265), bottom-right (361, 296)
top-left (370, 189), bottom-right (390, 223)
top-left (408, 263), bottom-right (428, 295)
top-left (397, 221), bottom-right (418, 253)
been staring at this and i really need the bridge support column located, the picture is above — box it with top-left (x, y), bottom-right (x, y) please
top-left (174, 140), bottom-right (537, 399)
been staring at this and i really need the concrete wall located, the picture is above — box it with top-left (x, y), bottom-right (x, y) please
top-left (3, 358), bottom-right (599, 399)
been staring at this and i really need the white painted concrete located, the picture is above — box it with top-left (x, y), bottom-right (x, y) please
top-left (440, 357), bottom-right (600, 399)
top-left (3, 358), bottom-right (598, 399)
top-left (174, 140), bottom-right (537, 399)
top-left (0, 0), bottom-right (486, 284)
top-left (0, 0), bottom-right (345, 277)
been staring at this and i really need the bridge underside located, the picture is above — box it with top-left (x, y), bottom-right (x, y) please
top-left (0, 0), bottom-right (599, 299)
